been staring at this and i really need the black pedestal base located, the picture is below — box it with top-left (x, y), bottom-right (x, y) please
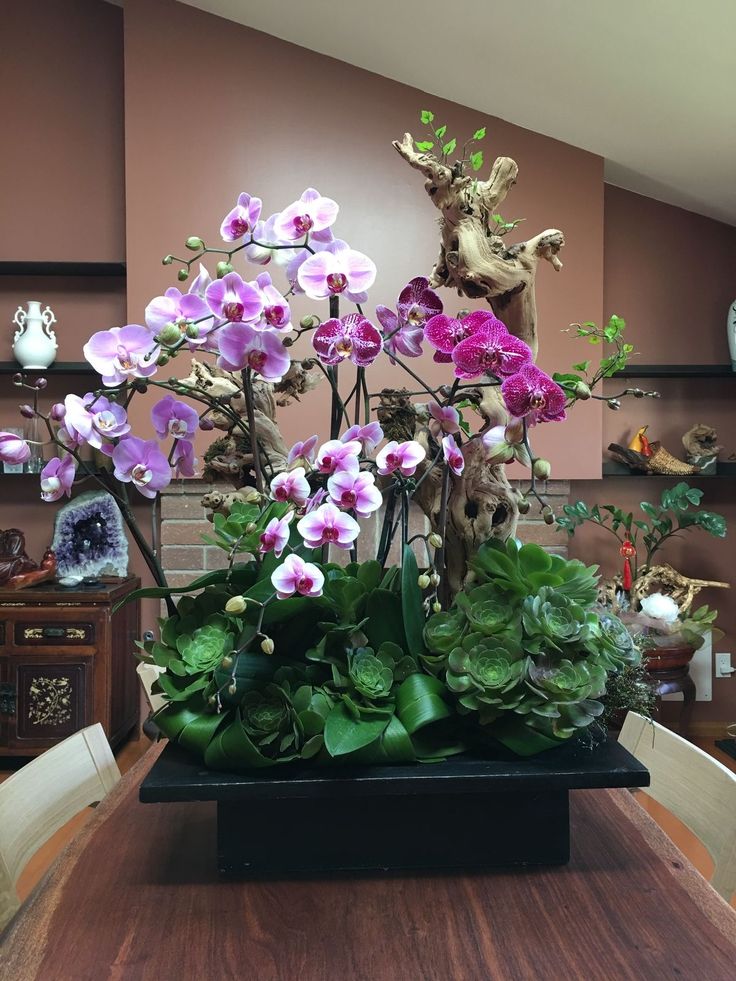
top-left (140, 737), bottom-right (648, 876)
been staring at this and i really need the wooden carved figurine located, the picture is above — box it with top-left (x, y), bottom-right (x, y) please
top-left (0, 529), bottom-right (56, 590)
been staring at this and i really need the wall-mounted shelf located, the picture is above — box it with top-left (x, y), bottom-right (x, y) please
top-left (611, 364), bottom-right (734, 379)
top-left (0, 261), bottom-right (126, 277)
top-left (0, 361), bottom-right (97, 375)
top-left (602, 461), bottom-right (736, 478)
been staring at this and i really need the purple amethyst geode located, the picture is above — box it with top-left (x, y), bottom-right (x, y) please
top-left (52, 490), bottom-right (129, 578)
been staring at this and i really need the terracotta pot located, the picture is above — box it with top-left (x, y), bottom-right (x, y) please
top-left (645, 645), bottom-right (696, 671)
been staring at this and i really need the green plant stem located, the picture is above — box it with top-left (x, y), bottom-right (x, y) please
top-left (241, 368), bottom-right (264, 494)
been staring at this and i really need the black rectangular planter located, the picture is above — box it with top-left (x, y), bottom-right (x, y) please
top-left (140, 738), bottom-right (648, 875)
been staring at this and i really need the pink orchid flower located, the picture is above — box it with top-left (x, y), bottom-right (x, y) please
top-left (40, 455), bottom-right (76, 502)
top-left (83, 324), bottom-right (160, 386)
top-left (270, 467), bottom-right (311, 508)
top-left (442, 435), bottom-right (465, 476)
top-left (271, 553), bottom-right (324, 600)
top-left (296, 502), bottom-right (360, 550)
top-left (249, 272), bottom-right (291, 332)
top-left (424, 310), bottom-right (497, 364)
top-left (376, 276), bottom-right (443, 362)
top-left (171, 439), bottom-right (197, 478)
top-left (482, 423), bottom-right (531, 467)
top-left (283, 229), bottom-right (334, 291)
top-left (341, 422), bottom-right (384, 454)
top-left (220, 192), bottom-right (262, 242)
top-left (312, 313), bottom-right (382, 368)
top-left (327, 469), bottom-right (382, 518)
top-left (243, 213), bottom-right (281, 265)
top-left (0, 432), bottom-right (31, 465)
top-left (315, 439), bottom-right (361, 475)
top-left (259, 512), bottom-right (293, 558)
top-left (376, 440), bottom-right (426, 477)
top-left (297, 239), bottom-right (376, 303)
top-left (501, 364), bottom-right (567, 424)
top-left (217, 324), bottom-right (290, 383)
top-left (397, 276), bottom-right (443, 325)
top-left (64, 393), bottom-right (130, 451)
top-left (287, 435), bottom-right (319, 468)
top-left (428, 403), bottom-right (460, 437)
top-left (112, 437), bottom-right (171, 499)
top-left (274, 188), bottom-right (339, 242)
top-left (304, 488), bottom-right (328, 513)
top-left (151, 395), bottom-right (200, 440)
top-left (376, 305), bottom-right (424, 360)
top-left (205, 271), bottom-right (263, 324)
top-left (452, 320), bottom-right (532, 380)
top-left (187, 263), bottom-right (212, 298)
top-left (144, 286), bottom-right (212, 347)
top-left (312, 314), bottom-right (382, 367)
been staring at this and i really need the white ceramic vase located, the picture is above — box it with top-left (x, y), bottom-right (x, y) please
top-left (728, 299), bottom-right (736, 372)
top-left (12, 300), bottom-right (58, 369)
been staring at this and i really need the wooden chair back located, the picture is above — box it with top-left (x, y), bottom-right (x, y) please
top-left (619, 711), bottom-right (736, 901)
top-left (136, 661), bottom-right (167, 713)
top-left (0, 723), bottom-right (120, 931)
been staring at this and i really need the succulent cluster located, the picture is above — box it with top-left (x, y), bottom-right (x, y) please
top-left (424, 540), bottom-right (640, 754)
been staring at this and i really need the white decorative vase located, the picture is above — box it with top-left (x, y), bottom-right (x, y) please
top-left (728, 299), bottom-right (736, 372)
top-left (12, 300), bottom-right (58, 369)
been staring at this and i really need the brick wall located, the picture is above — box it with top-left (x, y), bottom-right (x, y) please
top-left (159, 479), bottom-right (569, 588)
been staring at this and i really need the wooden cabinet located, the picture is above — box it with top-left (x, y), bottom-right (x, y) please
top-left (0, 578), bottom-right (140, 756)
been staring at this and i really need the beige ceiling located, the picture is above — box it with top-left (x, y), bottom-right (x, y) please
top-left (178, 0), bottom-right (736, 226)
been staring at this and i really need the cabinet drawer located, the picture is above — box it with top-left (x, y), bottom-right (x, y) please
top-left (3, 660), bottom-right (93, 749)
top-left (14, 622), bottom-right (95, 645)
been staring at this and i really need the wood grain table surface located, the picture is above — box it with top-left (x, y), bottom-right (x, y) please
top-left (2, 743), bottom-right (735, 981)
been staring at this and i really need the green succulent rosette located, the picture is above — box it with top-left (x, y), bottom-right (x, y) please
top-left (348, 648), bottom-right (394, 700)
top-left (240, 685), bottom-right (302, 760)
top-left (524, 656), bottom-right (607, 736)
top-left (177, 616), bottom-right (235, 674)
top-left (521, 587), bottom-right (598, 655)
top-left (584, 609), bottom-right (640, 671)
top-left (446, 634), bottom-right (526, 724)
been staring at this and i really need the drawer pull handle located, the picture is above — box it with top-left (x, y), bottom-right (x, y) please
top-left (43, 627), bottom-right (66, 637)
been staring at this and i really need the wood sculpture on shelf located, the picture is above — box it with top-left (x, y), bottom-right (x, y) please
top-left (608, 441), bottom-right (700, 476)
top-left (0, 529), bottom-right (56, 590)
top-left (600, 563), bottom-right (729, 614)
top-left (682, 424), bottom-right (722, 471)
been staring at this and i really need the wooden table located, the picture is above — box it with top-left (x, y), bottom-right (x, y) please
top-left (2, 746), bottom-right (735, 981)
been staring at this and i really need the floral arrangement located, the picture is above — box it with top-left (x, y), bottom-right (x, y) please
top-left (0, 117), bottom-right (653, 764)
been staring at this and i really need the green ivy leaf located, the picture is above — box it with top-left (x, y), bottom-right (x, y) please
top-left (472, 127), bottom-right (487, 140)
top-left (435, 124), bottom-right (447, 138)
top-left (415, 140), bottom-right (434, 152)
top-left (572, 360), bottom-right (591, 372)
top-left (442, 138), bottom-right (457, 156)
top-left (470, 151), bottom-right (484, 172)
top-left (420, 110), bottom-right (434, 124)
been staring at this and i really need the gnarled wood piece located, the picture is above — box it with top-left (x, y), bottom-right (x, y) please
top-left (392, 133), bottom-right (564, 354)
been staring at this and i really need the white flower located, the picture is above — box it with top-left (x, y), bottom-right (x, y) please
top-left (640, 592), bottom-right (680, 624)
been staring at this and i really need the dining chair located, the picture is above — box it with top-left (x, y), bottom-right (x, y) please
top-left (136, 661), bottom-right (167, 713)
top-left (0, 723), bottom-right (121, 932)
top-left (619, 710), bottom-right (736, 901)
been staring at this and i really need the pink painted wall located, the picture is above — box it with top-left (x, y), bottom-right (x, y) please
top-left (122, 0), bottom-right (604, 480)
top-left (569, 185), bottom-right (736, 725)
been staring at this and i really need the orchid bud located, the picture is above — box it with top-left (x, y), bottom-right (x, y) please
top-left (177, 268), bottom-right (189, 282)
top-left (185, 323), bottom-right (199, 339)
top-left (199, 417), bottom-right (215, 431)
top-left (158, 322), bottom-right (182, 346)
top-left (517, 497), bottom-right (531, 515)
top-left (533, 458), bottom-right (551, 480)
top-left (260, 636), bottom-right (275, 655)
top-left (133, 380), bottom-right (148, 393)
top-left (244, 489), bottom-right (262, 504)
top-left (607, 398), bottom-right (621, 411)
top-left (228, 681), bottom-right (237, 696)
top-left (225, 596), bottom-right (247, 614)
top-left (429, 572), bottom-right (441, 587)
top-left (542, 506), bottom-right (555, 525)
top-left (50, 402), bottom-right (66, 421)
top-left (300, 315), bottom-right (317, 329)
top-left (35, 377), bottom-right (48, 390)
top-left (156, 354), bottom-right (170, 367)
top-left (185, 236), bottom-right (204, 251)
top-left (207, 694), bottom-right (217, 705)
top-left (457, 309), bottom-right (470, 320)
top-left (282, 337), bottom-right (294, 347)
top-left (19, 404), bottom-right (35, 418)
top-left (485, 441), bottom-right (513, 465)
top-left (162, 254), bottom-right (174, 265)
top-left (417, 573), bottom-right (431, 590)
top-left (428, 532), bottom-right (443, 548)
top-left (221, 655), bottom-right (233, 669)
top-left (216, 261), bottom-right (232, 278)
top-left (504, 419), bottom-right (525, 444)
top-left (572, 381), bottom-right (591, 400)
top-left (432, 601), bottom-right (442, 613)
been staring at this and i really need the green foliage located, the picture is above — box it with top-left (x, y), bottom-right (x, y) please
top-left (415, 108), bottom-right (487, 172)
top-left (425, 539), bottom-right (640, 755)
top-left (554, 314), bottom-right (637, 403)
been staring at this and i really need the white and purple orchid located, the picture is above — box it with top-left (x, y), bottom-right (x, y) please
top-left (112, 437), bottom-right (171, 499)
top-left (297, 239), bottom-right (376, 303)
top-left (271, 553), bottom-right (324, 600)
top-left (83, 324), bottom-right (160, 386)
top-left (273, 188), bottom-right (338, 242)
top-left (296, 502), bottom-right (360, 550)
top-left (220, 192), bottom-right (262, 242)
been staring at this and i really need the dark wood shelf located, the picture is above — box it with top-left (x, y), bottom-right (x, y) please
top-left (0, 361), bottom-right (97, 375)
top-left (611, 364), bottom-right (735, 379)
top-left (602, 461), bottom-right (736, 478)
top-left (0, 261), bottom-right (126, 277)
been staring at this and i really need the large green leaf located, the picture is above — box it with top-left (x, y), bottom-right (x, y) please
top-left (365, 588), bottom-right (406, 651)
top-left (396, 673), bottom-right (451, 734)
top-left (323, 702), bottom-right (392, 756)
top-left (401, 546), bottom-right (427, 655)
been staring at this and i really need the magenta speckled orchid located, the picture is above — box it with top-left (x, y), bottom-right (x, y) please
top-left (274, 188), bottom-right (339, 242)
top-left (376, 440), bottom-right (426, 477)
top-left (151, 395), bottom-right (200, 440)
top-left (296, 501), bottom-right (360, 549)
top-left (83, 324), bottom-right (160, 386)
top-left (424, 310), bottom-right (497, 365)
top-left (501, 364), bottom-right (567, 424)
top-left (298, 239), bottom-right (376, 303)
top-left (452, 319), bottom-right (532, 380)
top-left (217, 323), bottom-right (290, 382)
top-left (271, 553), bottom-right (324, 600)
top-left (40, 455), bottom-right (76, 502)
top-left (270, 467), bottom-right (310, 507)
top-left (327, 469), bottom-right (382, 518)
top-left (205, 271), bottom-right (263, 324)
top-left (220, 192), bottom-right (262, 242)
top-left (259, 512), bottom-right (293, 558)
top-left (112, 437), bottom-right (171, 499)
top-left (312, 314), bottom-right (382, 367)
